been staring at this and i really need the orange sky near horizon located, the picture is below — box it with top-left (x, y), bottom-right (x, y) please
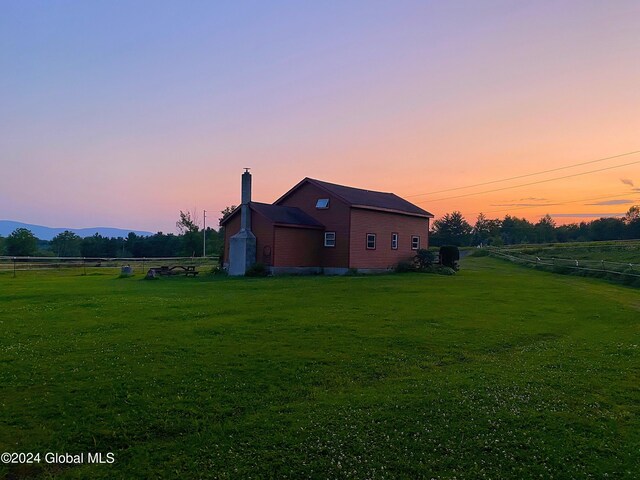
top-left (1, 1), bottom-right (639, 233)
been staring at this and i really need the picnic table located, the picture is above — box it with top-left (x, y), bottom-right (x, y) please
top-left (151, 265), bottom-right (199, 277)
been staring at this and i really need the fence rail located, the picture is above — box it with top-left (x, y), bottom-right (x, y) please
top-left (496, 239), bottom-right (640, 250)
top-left (0, 256), bottom-right (219, 276)
top-left (487, 248), bottom-right (640, 278)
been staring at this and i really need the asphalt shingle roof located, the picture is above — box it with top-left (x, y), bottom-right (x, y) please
top-left (250, 202), bottom-right (324, 227)
top-left (308, 178), bottom-right (433, 217)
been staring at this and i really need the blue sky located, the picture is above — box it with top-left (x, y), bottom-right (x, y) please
top-left (1, 1), bottom-right (639, 231)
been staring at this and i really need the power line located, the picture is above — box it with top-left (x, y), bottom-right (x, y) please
top-left (407, 149), bottom-right (640, 198)
top-left (471, 192), bottom-right (640, 217)
top-left (416, 159), bottom-right (640, 204)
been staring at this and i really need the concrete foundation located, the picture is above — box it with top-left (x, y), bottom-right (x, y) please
top-left (352, 268), bottom-right (392, 274)
top-left (225, 263), bottom-right (392, 276)
top-left (322, 267), bottom-right (350, 276)
top-left (269, 266), bottom-right (322, 275)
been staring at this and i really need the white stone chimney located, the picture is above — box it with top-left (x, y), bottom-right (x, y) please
top-left (228, 169), bottom-right (257, 276)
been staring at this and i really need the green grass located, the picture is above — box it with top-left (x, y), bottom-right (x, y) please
top-left (499, 241), bottom-right (640, 264)
top-left (1, 258), bottom-right (639, 479)
top-left (485, 241), bottom-right (640, 287)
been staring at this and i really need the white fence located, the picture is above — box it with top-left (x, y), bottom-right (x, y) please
top-left (487, 248), bottom-right (640, 279)
top-left (0, 256), bottom-right (219, 276)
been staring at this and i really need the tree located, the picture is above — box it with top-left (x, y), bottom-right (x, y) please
top-left (5, 228), bottom-right (38, 256)
top-left (472, 213), bottom-right (502, 246)
top-left (0, 235), bottom-right (5, 255)
top-left (50, 230), bottom-right (82, 257)
top-left (182, 230), bottom-right (202, 257)
top-left (589, 217), bottom-right (625, 241)
top-left (535, 214), bottom-right (556, 243)
top-left (625, 205), bottom-right (640, 223)
top-left (501, 215), bottom-right (535, 244)
top-left (205, 227), bottom-right (223, 259)
top-left (176, 210), bottom-right (200, 234)
top-left (624, 205), bottom-right (640, 239)
top-left (176, 210), bottom-right (203, 256)
top-left (126, 232), bottom-right (181, 257)
top-left (81, 233), bottom-right (117, 257)
top-left (431, 211), bottom-right (472, 246)
top-left (218, 205), bottom-right (238, 262)
top-left (125, 232), bottom-right (139, 256)
top-left (555, 223), bottom-right (580, 243)
top-left (219, 205), bottom-right (238, 226)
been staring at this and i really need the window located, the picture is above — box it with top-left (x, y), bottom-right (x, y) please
top-left (391, 233), bottom-right (398, 250)
top-left (316, 198), bottom-right (330, 209)
top-left (411, 236), bottom-right (420, 250)
top-left (324, 232), bottom-right (336, 247)
top-left (366, 233), bottom-right (376, 250)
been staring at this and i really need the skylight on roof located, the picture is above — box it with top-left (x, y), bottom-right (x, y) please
top-left (316, 198), bottom-right (330, 209)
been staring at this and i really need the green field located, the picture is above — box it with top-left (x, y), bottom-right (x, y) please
top-left (496, 241), bottom-right (640, 263)
top-left (485, 242), bottom-right (640, 287)
top-left (1, 258), bottom-right (639, 479)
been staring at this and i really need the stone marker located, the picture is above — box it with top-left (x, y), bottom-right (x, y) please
top-left (121, 265), bottom-right (133, 275)
top-left (145, 268), bottom-right (158, 279)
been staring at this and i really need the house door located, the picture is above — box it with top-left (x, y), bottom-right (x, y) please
top-left (262, 245), bottom-right (272, 266)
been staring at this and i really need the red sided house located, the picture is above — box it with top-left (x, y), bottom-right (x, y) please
top-left (221, 171), bottom-right (433, 275)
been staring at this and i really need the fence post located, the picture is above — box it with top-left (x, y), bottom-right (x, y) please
top-left (142, 257), bottom-right (145, 274)
top-left (83, 257), bottom-right (86, 276)
top-left (13, 257), bottom-right (16, 278)
top-left (601, 260), bottom-right (605, 271)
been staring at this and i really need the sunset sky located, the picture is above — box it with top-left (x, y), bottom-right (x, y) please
top-left (1, 1), bottom-right (639, 233)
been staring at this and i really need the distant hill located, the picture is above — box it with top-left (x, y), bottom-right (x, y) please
top-left (0, 220), bottom-right (154, 241)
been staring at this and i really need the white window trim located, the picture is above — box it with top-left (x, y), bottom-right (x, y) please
top-left (411, 235), bottom-right (420, 250)
top-left (324, 231), bottom-right (336, 247)
top-left (366, 233), bottom-right (376, 250)
top-left (391, 233), bottom-right (398, 250)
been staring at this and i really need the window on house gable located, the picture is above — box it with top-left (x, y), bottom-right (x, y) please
top-left (367, 233), bottom-right (376, 250)
top-left (411, 236), bottom-right (420, 250)
top-left (316, 198), bottom-right (330, 209)
top-left (391, 233), bottom-right (398, 250)
top-left (324, 232), bottom-right (336, 247)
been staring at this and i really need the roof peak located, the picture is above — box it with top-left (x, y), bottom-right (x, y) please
top-left (276, 178), bottom-right (433, 218)
top-left (305, 177), bottom-right (394, 196)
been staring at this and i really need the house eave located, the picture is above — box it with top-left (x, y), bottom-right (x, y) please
top-left (351, 204), bottom-right (434, 219)
top-left (219, 207), bottom-right (241, 226)
top-left (273, 222), bottom-right (325, 230)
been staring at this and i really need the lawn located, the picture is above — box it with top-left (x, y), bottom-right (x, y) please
top-left (497, 241), bottom-right (640, 264)
top-left (485, 241), bottom-right (640, 287)
top-left (1, 258), bottom-right (638, 479)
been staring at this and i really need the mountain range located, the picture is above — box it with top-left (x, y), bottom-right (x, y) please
top-left (0, 220), bottom-right (154, 241)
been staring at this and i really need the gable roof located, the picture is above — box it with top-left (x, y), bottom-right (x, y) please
top-left (251, 202), bottom-right (324, 228)
top-left (276, 178), bottom-right (433, 218)
top-left (219, 202), bottom-right (324, 228)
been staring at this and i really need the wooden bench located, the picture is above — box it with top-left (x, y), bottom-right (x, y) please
top-left (183, 266), bottom-right (199, 277)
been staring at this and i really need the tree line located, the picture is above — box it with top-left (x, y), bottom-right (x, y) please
top-left (430, 206), bottom-right (640, 246)
top-left (3, 205), bottom-right (637, 256)
top-left (0, 209), bottom-right (237, 257)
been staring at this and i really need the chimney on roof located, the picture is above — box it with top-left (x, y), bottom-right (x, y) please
top-left (240, 168), bottom-right (252, 232)
top-left (228, 169), bottom-right (257, 276)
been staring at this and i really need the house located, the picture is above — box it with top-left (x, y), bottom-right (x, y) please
top-left (221, 171), bottom-right (433, 275)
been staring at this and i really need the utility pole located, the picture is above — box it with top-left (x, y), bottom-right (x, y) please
top-left (203, 210), bottom-right (207, 258)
